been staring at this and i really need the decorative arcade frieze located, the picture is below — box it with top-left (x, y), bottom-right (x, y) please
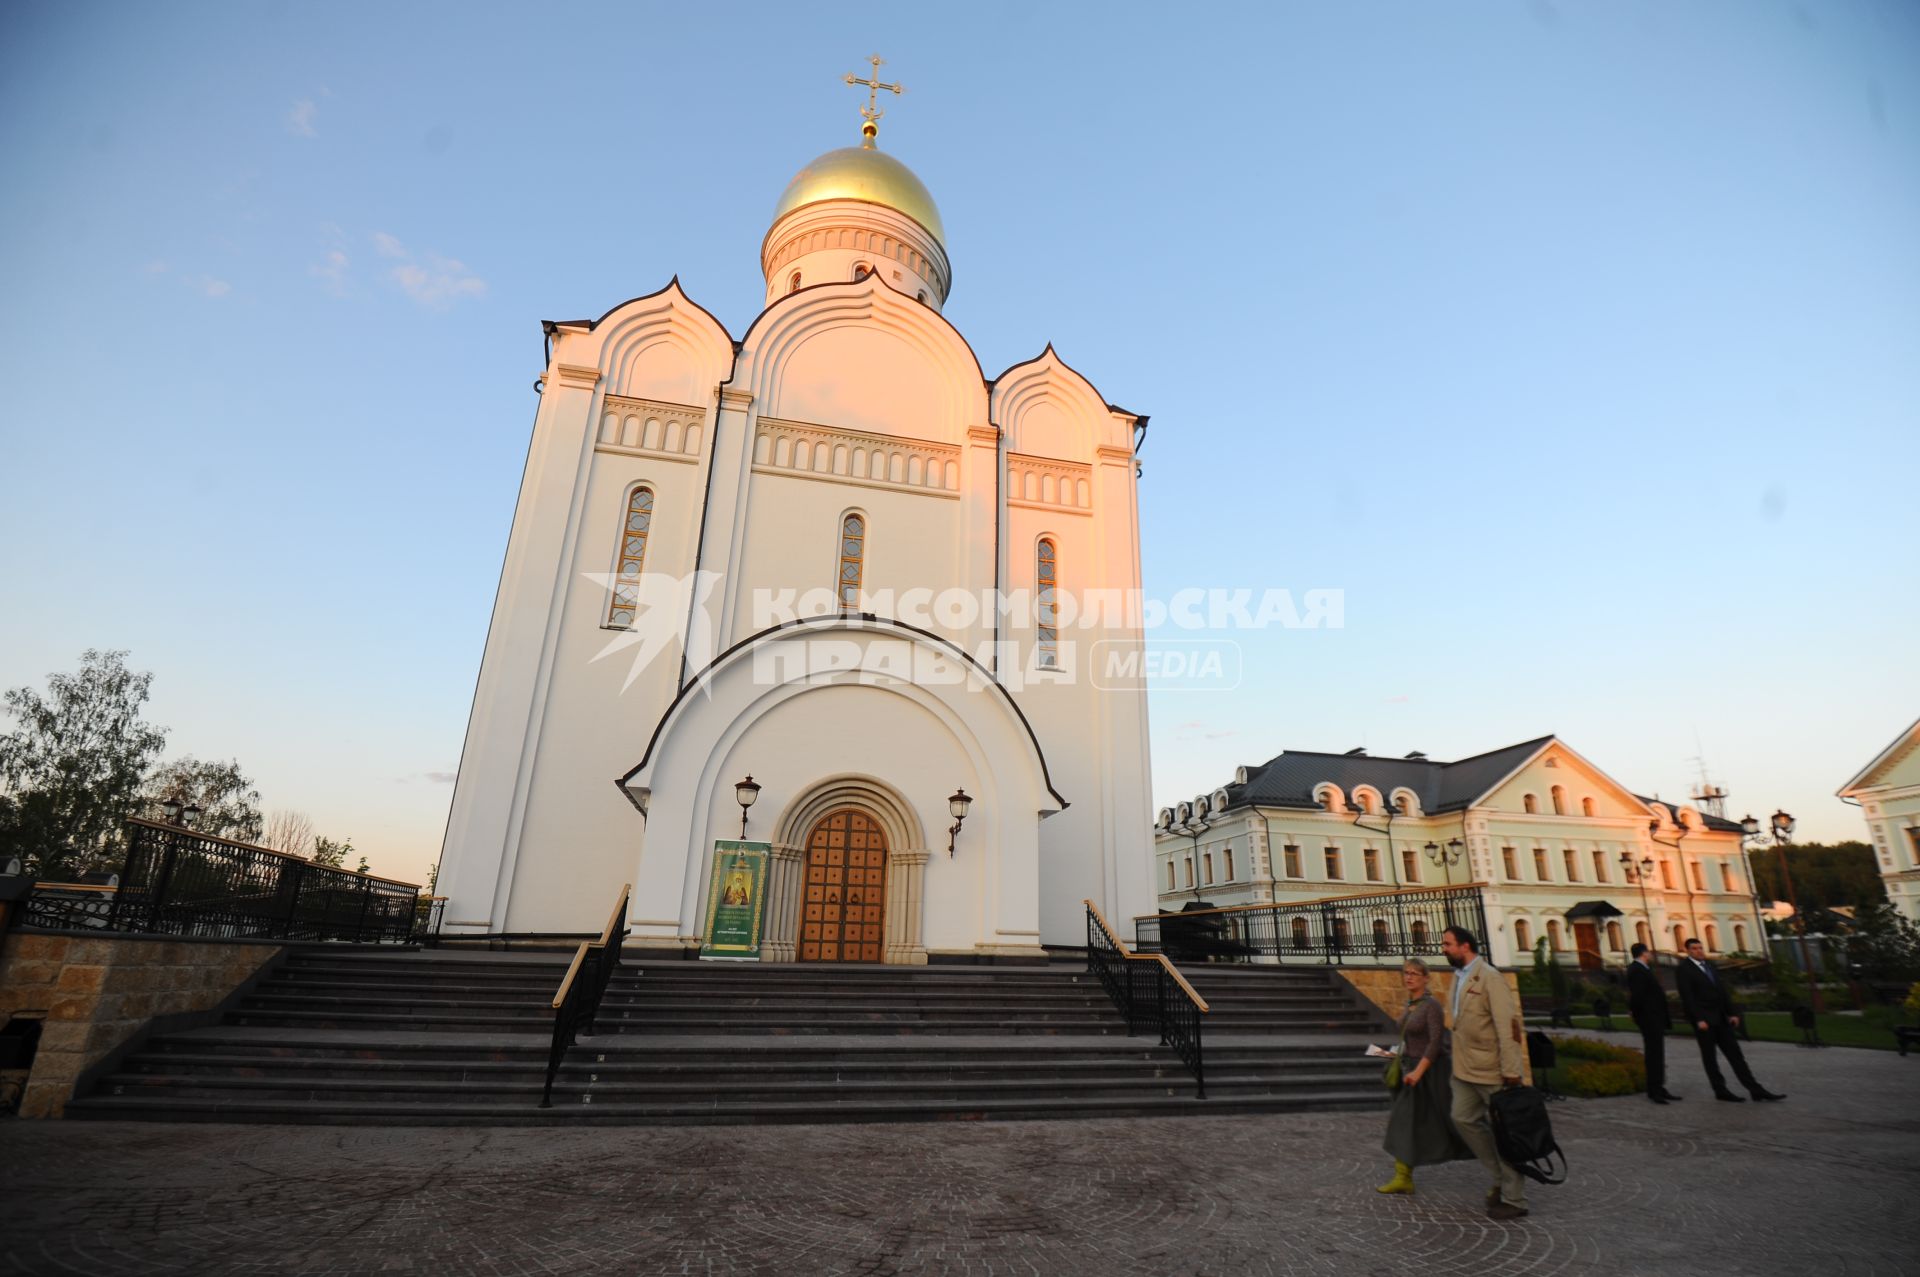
top-left (596, 395), bottom-right (707, 464)
top-left (752, 416), bottom-right (961, 498)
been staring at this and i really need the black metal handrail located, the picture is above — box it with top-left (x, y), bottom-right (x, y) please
top-left (20, 819), bottom-right (425, 944)
top-left (541, 883), bottom-right (631, 1108)
top-left (1085, 899), bottom-right (1208, 1098)
top-left (1133, 885), bottom-right (1488, 969)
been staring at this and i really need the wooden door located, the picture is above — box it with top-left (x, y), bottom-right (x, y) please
top-left (799, 808), bottom-right (887, 963)
top-left (1573, 921), bottom-right (1602, 972)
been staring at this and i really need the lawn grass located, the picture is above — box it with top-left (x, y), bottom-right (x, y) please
top-left (1537, 1011), bottom-right (1904, 1051)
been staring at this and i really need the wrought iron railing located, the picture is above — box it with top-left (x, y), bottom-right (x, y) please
top-left (20, 819), bottom-right (426, 944)
top-left (1133, 885), bottom-right (1488, 968)
top-left (1086, 899), bottom-right (1208, 1098)
top-left (542, 883), bottom-right (631, 1108)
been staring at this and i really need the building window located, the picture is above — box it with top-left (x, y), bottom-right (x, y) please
top-left (1318, 789), bottom-right (1336, 811)
top-left (1223, 847), bottom-right (1235, 881)
top-left (1551, 785), bottom-right (1567, 816)
top-left (1606, 921), bottom-right (1624, 951)
top-left (1372, 919), bottom-right (1391, 953)
top-left (1533, 847), bottom-right (1550, 881)
top-left (838, 514), bottom-right (866, 608)
top-left (1332, 918), bottom-right (1352, 950)
top-left (1523, 794), bottom-right (1538, 814)
top-left (1546, 920), bottom-right (1563, 952)
top-left (1672, 923), bottom-right (1686, 947)
top-left (1395, 794), bottom-right (1411, 815)
top-left (1324, 847), bottom-right (1343, 880)
top-left (1502, 847), bottom-right (1519, 880)
top-left (788, 271), bottom-right (801, 293)
top-left (1690, 860), bottom-right (1705, 892)
top-left (1035, 538), bottom-right (1059, 668)
top-left (1165, 861), bottom-right (1175, 891)
top-left (1582, 797), bottom-right (1597, 817)
top-left (1563, 848), bottom-right (1580, 882)
top-left (1356, 791), bottom-right (1375, 815)
top-left (1401, 847), bottom-right (1419, 883)
top-left (1660, 860), bottom-right (1675, 890)
top-left (1290, 916), bottom-right (1310, 950)
top-left (1733, 923), bottom-right (1748, 952)
top-left (1592, 849), bottom-right (1609, 883)
top-left (1908, 827), bottom-right (1920, 865)
top-left (1636, 921), bottom-right (1651, 948)
top-left (853, 261), bottom-right (873, 280)
top-left (1515, 919), bottom-right (1532, 951)
top-left (1283, 844), bottom-right (1302, 878)
top-left (605, 486), bottom-right (655, 628)
top-left (1410, 920), bottom-right (1430, 949)
top-left (1182, 859), bottom-right (1193, 888)
top-left (1203, 853), bottom-right (1215, 885)
top-left (1364, 848), bottom-right (1382, 882)
top-left (1704, 924), bottom-right (1719, 952)
top-left (1721, 862), bottom-right (1737, 892)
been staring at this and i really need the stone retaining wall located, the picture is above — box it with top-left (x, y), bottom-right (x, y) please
top-left (0, 932), bottom-right (282, 1117)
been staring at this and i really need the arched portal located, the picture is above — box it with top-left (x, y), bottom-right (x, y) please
top-left (799, 807), bottom-right (889, 962)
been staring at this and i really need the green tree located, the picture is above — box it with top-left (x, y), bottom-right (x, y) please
top-left (141, 756), bottom-right (263, 844)
top-left (1845, 903), bottom-right (1920, 984)
top-left (309, 834), bottom-right (354, 869)
top-left (1749, 842), bottom-right (1887, 912)
top-left (0, 649), bottom-right (168, 878)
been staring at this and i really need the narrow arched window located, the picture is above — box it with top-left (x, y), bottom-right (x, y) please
top-left (853, 261), bottom-right (872, 281)
top-left (1551, 785), bottom-right (1566, 815)
top-left (1514, 919), bottom-right (1532, 951)
top-left (1606, 921), bottom-right (1624, 951)
top-left (1290, 917), bottom-right (1310, 950)
top-left (788, 271), bottom-right (801, 293)
top-left (838, 513), bottom-right (865, 609)
top-left (1546, 920), bottom-right (1563, 952)
top-left (1581, 796), bottom-right (1596, 817)
top-left (1036, 538), bottom-right (1059, 669)
top-left (1733, 923), bottom-right (1747, 952)
top-left (1523, 793), bottom-right (1538, 814)
top-left (1704, 924), bottom-right (1719, 952)
top-left (605, 486), bottom-right (654, 628)
top-left (1410, 920), bottom-right (1430, 949)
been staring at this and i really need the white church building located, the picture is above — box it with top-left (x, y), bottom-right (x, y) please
top-left (436, 92), bottom-right (1156, 960)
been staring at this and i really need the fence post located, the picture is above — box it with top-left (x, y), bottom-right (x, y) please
top-left (146, 828), bottom-right (182, 934)
top-left (352, 878), bottom-right (375, 943)
top-left (282, 860), bottom-right (305, 939)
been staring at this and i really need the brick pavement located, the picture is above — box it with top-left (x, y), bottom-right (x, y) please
top-left (2, 1035), bottom-right (1915, 1276)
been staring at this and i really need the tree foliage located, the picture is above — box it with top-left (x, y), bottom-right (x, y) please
top-left (262, 810), bottom-right (316, 857)
top-left (141, 756), bottom-right (263, 844)
top-left (1845, 903), bottom-right (1920, 984)
top-left (0, 650), bottom-right (168, 878)
top-left (309, 834), bottom-right (354, 869)
top-left (1748, 841), bottom-right (1887, 912)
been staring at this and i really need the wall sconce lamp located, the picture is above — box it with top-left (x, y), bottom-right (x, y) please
top-left (734, 775), bottom-right (761, 840)
top-left (947, 788), bottom-right (972, 857)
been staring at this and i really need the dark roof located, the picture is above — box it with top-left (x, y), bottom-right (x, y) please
top-left (1216, 738), bottom-right (1746, 831)
top-left (1223, 737), bottom-right (1554, 815)
top-left (1633, 795), bottom-right (1747, 834)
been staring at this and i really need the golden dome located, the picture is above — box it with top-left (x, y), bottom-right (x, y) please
top-left (771, 142), bottom-right (945, 245)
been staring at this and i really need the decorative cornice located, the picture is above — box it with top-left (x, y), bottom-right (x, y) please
top-left (753, 416), bottom-right (961, 498)
top-left (966, 425), bottom-right (1000, 446)
top-left (1007, 451), bottom-right (1093, 513)
top-left (553, 362), bottom-right (602, 389)
top-left (720, 388), bottom-right (755, 410)
top-left (595, 395), bottom-right (706, 464)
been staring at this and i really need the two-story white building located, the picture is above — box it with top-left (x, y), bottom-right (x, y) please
top-left (1838, 715), bottom-right (1920, 925)
top-left (1152, 735), bottom-right (1763, 969)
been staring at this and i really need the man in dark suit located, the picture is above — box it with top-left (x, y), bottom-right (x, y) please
top-left (1675, 937), bottom-right (1785, 1102)
top-left (1627, 943), bottom-right (1681, 1104)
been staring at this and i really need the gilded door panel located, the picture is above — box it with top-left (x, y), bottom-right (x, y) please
top-left (799, 808), bottom-right (888, 963)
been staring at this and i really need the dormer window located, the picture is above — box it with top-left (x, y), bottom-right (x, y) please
top-left (788, 271), bottom-right (802, 294)
top-left (853, 262), bottom-right (873, 281)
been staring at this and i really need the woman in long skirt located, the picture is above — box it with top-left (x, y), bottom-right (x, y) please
top-left (1378, 957), bottom-right (1474, 1193)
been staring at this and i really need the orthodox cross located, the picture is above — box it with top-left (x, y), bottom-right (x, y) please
top-left (844, 54), bottom-right (903, 141)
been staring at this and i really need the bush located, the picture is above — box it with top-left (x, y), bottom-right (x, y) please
top-left (1563, 1060), bottom-right (1646, 1097)
top-left (1552, 1035), bottom-right (1640, 1064)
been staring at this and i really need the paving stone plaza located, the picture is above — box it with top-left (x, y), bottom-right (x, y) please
top-left (2, 1033), bottom-right (1916, 1276)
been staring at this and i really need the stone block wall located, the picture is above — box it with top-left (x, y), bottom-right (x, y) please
top-left (0, 931), bottom-right (282, 1117)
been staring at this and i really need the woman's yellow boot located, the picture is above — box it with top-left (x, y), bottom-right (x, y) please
top-left (1376, 1161), bottom-right (1415, 1194)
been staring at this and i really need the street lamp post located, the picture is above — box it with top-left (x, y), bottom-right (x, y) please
top-left (1182, 814), bottom-right (1213, 902)
top-left (1741, 809), bottom-right (1823, 1014)
top-left (1619, 852), bottom-right (1657, 959)
top-left (1424, 838), bottom-right (1464, 887)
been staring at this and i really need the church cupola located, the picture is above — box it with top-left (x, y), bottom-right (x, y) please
top-left (761, 57), bottom-right (951, 312)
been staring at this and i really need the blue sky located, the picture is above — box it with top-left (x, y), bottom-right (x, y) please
top-left (2, 1), bottom-right (1915, 885)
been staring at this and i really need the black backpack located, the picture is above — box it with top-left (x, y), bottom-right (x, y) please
top-left (1488, 1085), bottom-right (1567, 1185)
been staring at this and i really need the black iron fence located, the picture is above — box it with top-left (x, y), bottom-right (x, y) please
top-left (20, 818), bottom-right (429, 944)
top-left (1134, 885), bottom-right (1489, 968)
top-left (542, 884), bottom-right (631, 1107)
top-left (1086, 899), bottom-right (1207, 1098)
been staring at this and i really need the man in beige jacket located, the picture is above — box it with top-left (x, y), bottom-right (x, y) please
top-left (1441, 925), bottom-right (1529, 1220)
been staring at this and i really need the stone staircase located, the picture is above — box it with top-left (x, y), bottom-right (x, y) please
top-left (64, 949), bottom-right (1392, 1126)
